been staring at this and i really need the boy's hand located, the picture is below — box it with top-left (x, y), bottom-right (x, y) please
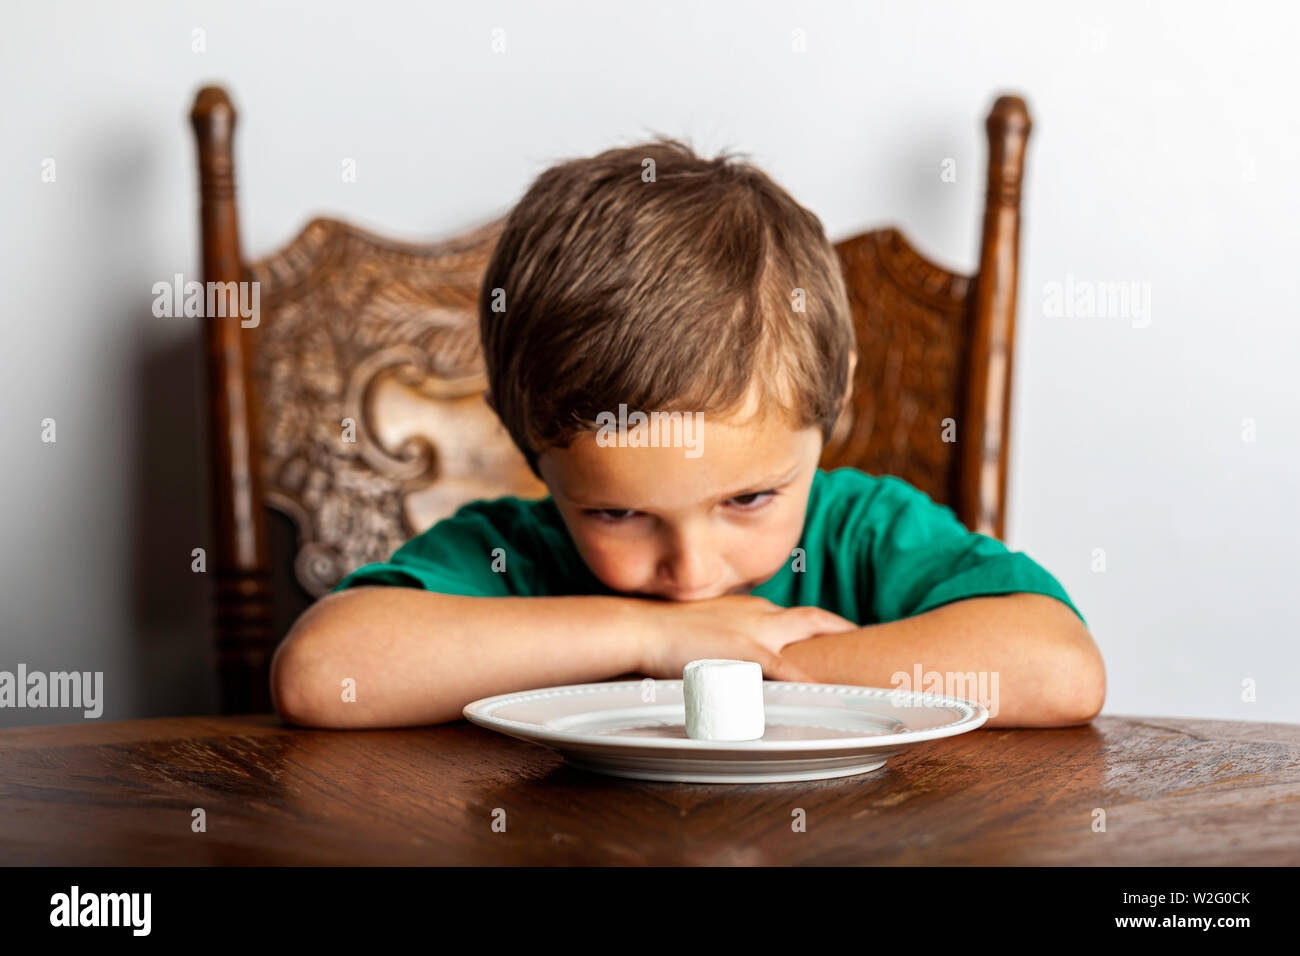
top-left (635, 594), bottom-right (860, 683)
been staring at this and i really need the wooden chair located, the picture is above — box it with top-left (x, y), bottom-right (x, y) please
top-left (190, 86), bottom-right (1032, 713)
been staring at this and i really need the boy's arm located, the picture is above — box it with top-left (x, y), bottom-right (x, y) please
top-left (271, 586), bottom-right (652, 728)
top-left (778, 592), bottom-right (1105, 728)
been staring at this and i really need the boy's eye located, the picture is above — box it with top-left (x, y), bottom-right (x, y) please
top-left (582, 491), bottom-right (776, 521)
top-left (585, 508), bottom-right (638, 522)
top-left (727, 490), bottom-right (776, 509)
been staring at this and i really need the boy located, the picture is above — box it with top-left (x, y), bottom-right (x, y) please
top-left (270, 137), bottom-right (1105, 730)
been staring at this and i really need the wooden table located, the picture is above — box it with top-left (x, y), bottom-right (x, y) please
top-left (2, 713), bottom-right (1298, 865)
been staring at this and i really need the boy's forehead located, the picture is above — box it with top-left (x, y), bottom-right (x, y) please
top-left (540, 415), bottom-right (819, 508)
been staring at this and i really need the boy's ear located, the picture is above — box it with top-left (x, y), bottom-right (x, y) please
top-left (841, 351), bottom-right (858, 409)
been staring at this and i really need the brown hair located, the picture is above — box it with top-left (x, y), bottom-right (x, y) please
top-left (478, 135), bottom-right (854, 477)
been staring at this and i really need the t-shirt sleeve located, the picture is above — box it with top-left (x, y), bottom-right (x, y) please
top-left (332, 502), bottom-right (529, 597)
top-left (864, 476), bottom-right (1087, 626)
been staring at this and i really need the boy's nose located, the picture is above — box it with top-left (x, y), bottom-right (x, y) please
top-left (658, 543), bottom-right (719, 599)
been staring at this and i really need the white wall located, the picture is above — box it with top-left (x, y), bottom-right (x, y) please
top-left (3, 0), bottom-right (1296, 726)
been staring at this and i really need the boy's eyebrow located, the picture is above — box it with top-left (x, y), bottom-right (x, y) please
top-left (567, 463), bottom-right (803, 510)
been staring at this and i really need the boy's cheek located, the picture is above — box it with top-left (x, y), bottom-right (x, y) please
top-left (750, 530), bottom-right (804, 580)
top-left (760, 506), bottom-right (810, 562)
top-left (571, 537), bottom-right (647, 590)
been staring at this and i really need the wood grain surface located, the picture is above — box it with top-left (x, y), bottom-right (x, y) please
top-left (2, 713), bottom-right (1297, 865)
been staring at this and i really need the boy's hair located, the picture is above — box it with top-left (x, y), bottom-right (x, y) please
top-left (478, 135), bottom-right (854, 478)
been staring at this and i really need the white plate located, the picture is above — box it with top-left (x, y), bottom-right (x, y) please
top-left (462, 680), bottom-right (989, 783)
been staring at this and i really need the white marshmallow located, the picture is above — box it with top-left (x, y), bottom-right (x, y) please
top-left (683, 659), bottom-right (766, 741)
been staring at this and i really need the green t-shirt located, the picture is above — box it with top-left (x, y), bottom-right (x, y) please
top-left (333, 466), bottom-right (1085, 626)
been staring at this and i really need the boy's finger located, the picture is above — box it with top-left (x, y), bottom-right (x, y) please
top-left (760, 652), bottom-right (817, 684)
top-left (813, 608), bottom-right (860, 632)
top-left (776, 607), bottom-right (859, 645)
top-left (788, 605), bottom-right (858, 632)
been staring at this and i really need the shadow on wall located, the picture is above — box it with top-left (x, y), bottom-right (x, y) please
top-left (128, 315), bottom-right (316, 720)
top-left (119, 95), bottom-right (323, 718)
top-left (115, 109), bottom-right (214, 716)
top-left (129, 318), bottom-right (219, 718)
top-left (101, 121), bottom-right (217, 721)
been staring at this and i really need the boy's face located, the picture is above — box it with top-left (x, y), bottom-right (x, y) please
top-left (537, 400), bottom-right (823, 602)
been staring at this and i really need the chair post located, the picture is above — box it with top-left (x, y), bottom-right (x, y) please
top-left (190, 86), bottom-right (274, 713)
top-left (962, 94), bottom-right (1032, 540)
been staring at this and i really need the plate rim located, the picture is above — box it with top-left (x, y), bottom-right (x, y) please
top-left (462, 680), bottom-right (989, 752)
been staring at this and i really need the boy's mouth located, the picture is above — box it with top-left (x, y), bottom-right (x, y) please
top-left (651, 582), bottom-right (754, 602)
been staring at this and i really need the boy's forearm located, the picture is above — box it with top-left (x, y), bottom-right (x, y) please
top-left (778, 593), bottom-right (1105, 728)
top-left (271, 586), bottom-right (652, 728)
